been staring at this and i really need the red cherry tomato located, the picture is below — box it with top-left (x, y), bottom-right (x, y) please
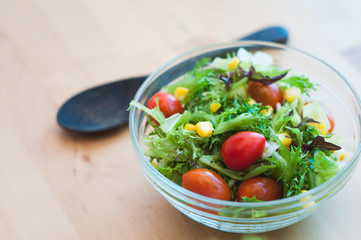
top-left (237, 177), bottom-right (282, 201)
top-left (247, 82), bottom-right (283, 109)
top-left (147, 92), bottom-right (184, 120)
top-left (221, 131), bottom-right (266, 170)
top-left (182, 168), bottom-right (231, 201)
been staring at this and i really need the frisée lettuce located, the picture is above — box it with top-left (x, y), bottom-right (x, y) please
top-left (130, 48), bottom-right (344, 200)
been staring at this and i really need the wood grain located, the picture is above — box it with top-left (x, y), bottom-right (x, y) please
top-left (0, 0), bottom-right (361, 239)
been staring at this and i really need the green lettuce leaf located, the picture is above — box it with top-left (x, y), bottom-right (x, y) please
top-left (272, 102), bottom-right (301, 133)
top-left (209, 57), bottom-right (233, 72)
top-left (163, 58), bottom-right (212, 94)
top-left (314, 150), bottom-right (340, 185)
top-left (160, 111), bottom-right (191, 133)
top-left (278, 75), bottom-right (316, 93)
top-left (214, 113), bottom-right (271, 138)
top-left (241, 196), bottom-right (263, 202)
top-left (267, 143), bottom-right (309, 197)
top-left (157, 162), bottom-right (190, 185)
top-left (302, 100), bottom-right (331, 131)
top-left (129, 100), bottom-right (165, 125)
top-left (199, 155), bottom-right (277, 181)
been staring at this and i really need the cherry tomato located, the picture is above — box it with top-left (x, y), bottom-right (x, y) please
top-left (247, 82), bottom-right (283, 109)
top-left (182, 168), bottom-right (231, 201)
top-left (147, 92), bottom-right (184, 119)
top-left (237, 177), bottom-right (282, 201)
top-left (221, 131), bottom-right (266, 170)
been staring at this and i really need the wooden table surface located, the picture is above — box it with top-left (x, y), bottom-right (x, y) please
top-left (1, 0), bottom-right (361, 239)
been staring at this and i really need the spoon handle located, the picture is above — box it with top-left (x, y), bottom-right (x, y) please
top-left (238, 26), bottom-right (288, 44)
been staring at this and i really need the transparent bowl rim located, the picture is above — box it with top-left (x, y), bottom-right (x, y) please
top-left (129, 40), bottom-right (361, 208)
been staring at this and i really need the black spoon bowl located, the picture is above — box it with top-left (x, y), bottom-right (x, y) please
top-left (57, 26), bottom-right (288, 133)
top-left (57, 76), bottom-right (146, 133)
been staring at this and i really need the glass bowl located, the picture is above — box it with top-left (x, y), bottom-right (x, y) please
top-left (129, 41), bottom-right (361, 233)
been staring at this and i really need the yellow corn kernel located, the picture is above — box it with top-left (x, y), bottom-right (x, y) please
top-left (246, 98), bottom-right (257, 105)
top-left (261, 105), bottom-right (273, 117)
top-left (174, 87), bottom-right (189, 101)
top-left (228, 58), bottom-right (239, 70)
top-left (284, 87), bottom-right (301, 103)
top-left (210, 103), bottom-right (221, 113)
top-left (340, 151), bottom-right (345, 161)
top-left (333, 149), bottom-right (345, 161)
top-left (195, 121), bottom-right (214, 137)
top-left (278, 133), bottom-right (292, 147)
top-left (309, 122), bottom-right (327, 135)
top-left (184, 123), bottom-right (196, 132)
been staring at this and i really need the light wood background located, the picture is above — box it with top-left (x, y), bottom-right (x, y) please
top-left (1, 0), bottom-right (361, 239)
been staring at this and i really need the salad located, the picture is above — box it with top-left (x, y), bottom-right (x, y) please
top-left (130, 48), bottom-right (345, 202)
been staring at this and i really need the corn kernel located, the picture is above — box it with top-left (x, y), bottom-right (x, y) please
top-left (195, 121), bottom-right (214, 137)
top-left (228, 58), bottom-right (239, 70)
top-left (210, 103), bottom-right (221, 113)
top-left (261, 105), bottom-right (273, 117)
top-left (174, 87), bottom-right (189, 101)
top-left (340, 151), bottom-right (345, 161)
top-left (184, 123), bottom-right (196, 131)
top-left (309, 122), bottom-right (327, 135)
top-left (284, 87), bottom-right (301, 103)
top-left (246, 98), bottom-right (257, 105)
top-left (333, 149), bottom-right (345, 161)
top-left (278, 133), bottom-right (292, 147)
